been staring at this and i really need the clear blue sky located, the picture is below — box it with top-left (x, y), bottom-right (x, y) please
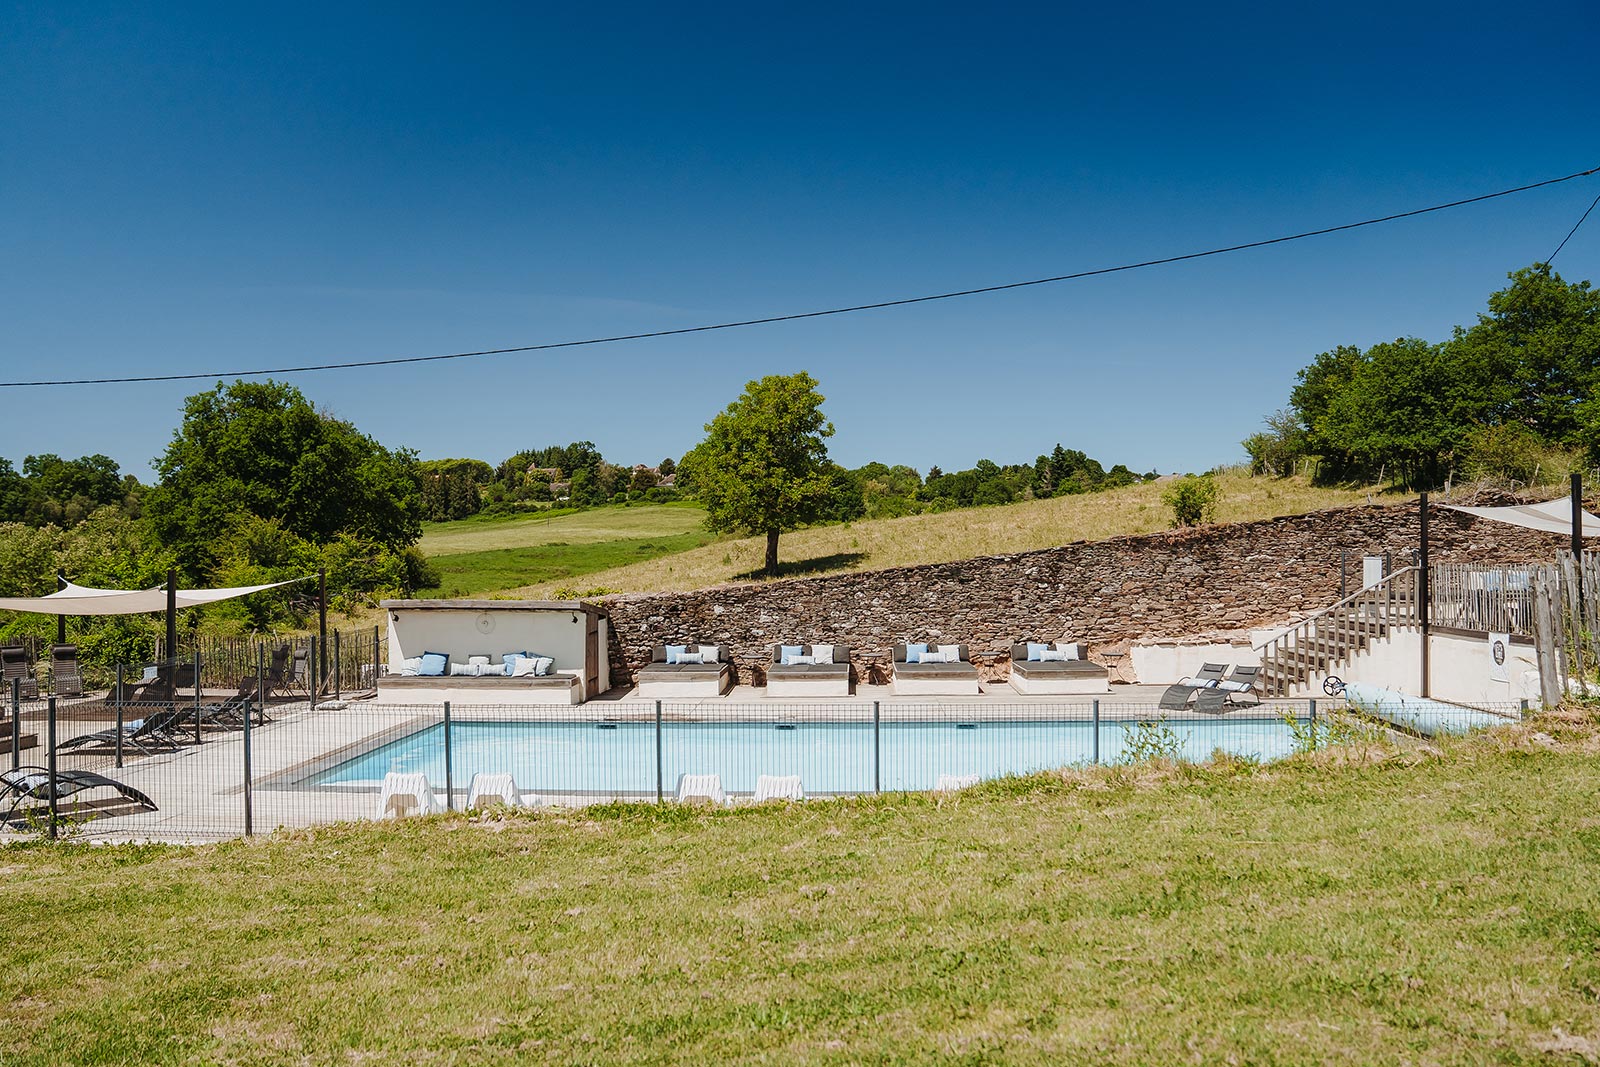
top-left (2, 2), bottom-right (1597, 480)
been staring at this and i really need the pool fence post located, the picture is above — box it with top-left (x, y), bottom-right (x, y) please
top-left (193, 648), bottom-right (203, 745)
top-left (1309, 698), bottom-right (1318, 750)
top-left (46, 696), bottom-right (58, 841)
top-left (1092, 699), bottom-right (1100, 765)
top-left (245, 644), bottom-right (260, 838)
top-left (308, 636), bottom-right (317, 704)
top-left (10, 677), bottom-right (20, 772)
top-left (872, 700), bottom-right (881, 794)
top-left (443, 701), bottom-right (454, 812)
top-left (114, 664), bottom-right (124, 769)
top-left (372, 624), bottom-right (380, 692)
top-left (655, 700), bottom-right (664, 804)
top-left (334, 630), bottom-right (341, 702)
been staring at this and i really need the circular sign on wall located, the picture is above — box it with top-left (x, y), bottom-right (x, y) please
top-left (475, 612), bottom-right (495, 635)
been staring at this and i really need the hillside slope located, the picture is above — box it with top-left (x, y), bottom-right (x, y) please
top-left (507, 472), bottom-right (1378, 597)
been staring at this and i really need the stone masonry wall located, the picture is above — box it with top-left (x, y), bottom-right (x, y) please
top-left (600, 503), bottom-right (1569, 689)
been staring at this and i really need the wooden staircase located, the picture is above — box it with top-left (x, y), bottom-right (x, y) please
top-left (1256, 567), bottom-right (1422, 697)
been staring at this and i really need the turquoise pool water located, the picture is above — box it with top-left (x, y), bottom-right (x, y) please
top-left (307, 717), bottom-right (1301, 795)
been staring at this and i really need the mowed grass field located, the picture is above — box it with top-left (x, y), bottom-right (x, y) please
top-left (7, 711), bottom-right (1600, 1065)
top-left (505, 472), bottom-right (1378, 597)
top-left (417, 503), bottom-right (716, 596)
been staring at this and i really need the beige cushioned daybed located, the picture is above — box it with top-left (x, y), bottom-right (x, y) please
top-left (636, 643), bottom-right (734, 699)
top-left (891, 642), bottom-right (980, 696)
top-left (766, 642), bottom-right (851, 697)
top-left (378, 651), bottom-right (583, 705)
top-left (1007, 642), bottom-right (1110, 695)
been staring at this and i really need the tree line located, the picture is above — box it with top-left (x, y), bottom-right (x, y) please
top-left (1245, 264), bottom-right (1599, 490)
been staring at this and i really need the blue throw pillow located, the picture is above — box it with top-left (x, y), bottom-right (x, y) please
top-left (780, 644), bottom-right (803, 661)
top-left (1026, 642), bottom-right (1049, 661)
top-left (418, 651), bottom-right (447, 677)
top-left (665, 644), bottom-right (688, 665)
top-left (905, 642), bottom-right (928, 664)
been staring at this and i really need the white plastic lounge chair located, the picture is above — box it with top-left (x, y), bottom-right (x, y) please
top-left (677, 773), bottom-right (726, 805)
top-left (466, 771), bottom-right (527, 810)
top-left (936, 774), bottom-right (981, 792)
top-left (375, 772), bottom-right (444, 819)
top-left (752, 774), bottom-right (804, 802)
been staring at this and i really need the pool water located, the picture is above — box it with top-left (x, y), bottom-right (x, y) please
top-left (307, 718), bottom-right (1300, 795)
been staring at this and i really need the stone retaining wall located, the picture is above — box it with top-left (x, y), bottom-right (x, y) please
top-left (600, 503), bottom-right (1567, 688)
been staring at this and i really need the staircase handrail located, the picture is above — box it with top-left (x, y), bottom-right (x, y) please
top-left (1252, 565), bottom-right (1420, 653)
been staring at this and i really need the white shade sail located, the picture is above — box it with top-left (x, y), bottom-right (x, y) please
top-left (1441, 497), bottom-right (1600, 537)
top-left (0, 577), bottom-right (308, 617)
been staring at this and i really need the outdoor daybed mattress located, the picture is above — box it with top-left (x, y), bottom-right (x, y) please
top-left (376, 672), bottom-right (583, 705)
top-left (891, 643), bottom-right (980, 695)
top-left (1007, 642), bottom-right (1110, 695)
top-left (635, 643), bottom-right (734, 699)
top-left (765, 643), bottom-right (851, 697)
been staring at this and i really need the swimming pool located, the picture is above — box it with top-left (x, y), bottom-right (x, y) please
top-left (306, 717), bottom-right (1302, 795)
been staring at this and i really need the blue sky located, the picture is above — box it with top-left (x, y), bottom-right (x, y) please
top-left (2, 2), bottom-right (1597, 480)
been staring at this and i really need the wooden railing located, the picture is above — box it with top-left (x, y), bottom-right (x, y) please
top-left (1255, 567), bottom-right (1422, 697)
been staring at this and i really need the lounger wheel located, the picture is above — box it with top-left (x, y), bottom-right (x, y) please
top-left (1323, 676), bottom-right (1345, 696)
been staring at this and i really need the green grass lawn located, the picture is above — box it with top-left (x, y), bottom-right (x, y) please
top-left (417, 503), bottom-right (714, 596)
top-left (7, 713), bottom-right (1600, 1064)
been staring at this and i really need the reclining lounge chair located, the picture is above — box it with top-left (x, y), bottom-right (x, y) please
top-left (1, 646), bottom-right (39, 701)
top-left (1193, 665), bottom-right (1262, 713)
top-left (1157, 663), bottom-right (1227, 711)
top-left (49, 644), bottom-right (84, 698)
top-left (1, 765), bottom-right (157, 824)
top-left (58, 708), bottom-right (185, 757)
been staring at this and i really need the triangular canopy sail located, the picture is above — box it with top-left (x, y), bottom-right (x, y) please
top-left (0, 578), bottom-right (308, 617)
top-left (1440, 497), bottom-right (1600, 537)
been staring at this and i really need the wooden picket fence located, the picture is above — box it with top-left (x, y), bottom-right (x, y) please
top-left (1531, 551), bottom-right (1599, 706)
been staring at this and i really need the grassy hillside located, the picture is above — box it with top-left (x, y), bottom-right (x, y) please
top-left (417, 503), bottom-right (715, 597)
top-left (505, 472), bottom-right (1378, 597)
top-left (6, 710), bottom-right (1598, 1064)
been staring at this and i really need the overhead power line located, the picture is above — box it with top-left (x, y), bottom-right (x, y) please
top-left (1548, 190), bottom-right (1600, 264)
top-left (8, 164), bottom-right (1598, 389)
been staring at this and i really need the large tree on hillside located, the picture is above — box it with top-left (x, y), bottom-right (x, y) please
top-left (144, 380), bottom-right (421, 573)
top-left (680, 372), bottom-right (837, 575)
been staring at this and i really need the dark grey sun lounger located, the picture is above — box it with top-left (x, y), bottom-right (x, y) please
top-left (1, 765), bottom-right (157, 822)
top-left (50, 644), bottom-right (84, 698)
top-left (58, 708), bottom-right (185, 756)
top-left (1193, 665), bottom-right (1262, 713)
top-left (1157, 663), bottom-right (1227, 711)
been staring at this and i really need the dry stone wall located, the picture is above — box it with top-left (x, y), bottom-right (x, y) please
top-left (600, 503), bottom-right (1568, 688)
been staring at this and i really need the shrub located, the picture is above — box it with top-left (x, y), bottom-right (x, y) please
top-left (1161, 475), bottom-right (1220, 527)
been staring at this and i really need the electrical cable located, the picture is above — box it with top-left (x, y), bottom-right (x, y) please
top-left (6, 164), bottom-right (1597, 388)
top-left (1547, 190), bottom-right (1600, 264)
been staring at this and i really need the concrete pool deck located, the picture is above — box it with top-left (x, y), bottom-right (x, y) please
top-left (3, 685), bottom-right (1321, 844)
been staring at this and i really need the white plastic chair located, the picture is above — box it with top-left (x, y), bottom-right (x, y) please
top-left (466, 772), bottom-right (528, 810)
top-left (753, 774), bottom-right (804, 802)
top-left (375, 772), bottom-right (444, 819)
top-left (935, 774), bottom-right (981, 793)
top-left (677, 773), bottom-right (726, 805)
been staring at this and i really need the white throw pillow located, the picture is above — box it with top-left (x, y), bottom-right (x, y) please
top-left (1038, 649), bottom-right (1070, 662)
top-left (678, 652), bottom-right (704, 665)
top-left (510, 656), bottom-right (540, 678)
top-left (468, 655), bottom-right (490, 667)
top-left (449, 661), bottom-right (474, 676)
top-left (782, 654), bottom-right (815, 666)
top-left (398, 657), bottom-right (422, 677)
top-left (812, 643), bottom-right (834, 664)
top-left (697, 644), bottom-right (719, 663)
top-left (531, 656), bottom-right (555, 676)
